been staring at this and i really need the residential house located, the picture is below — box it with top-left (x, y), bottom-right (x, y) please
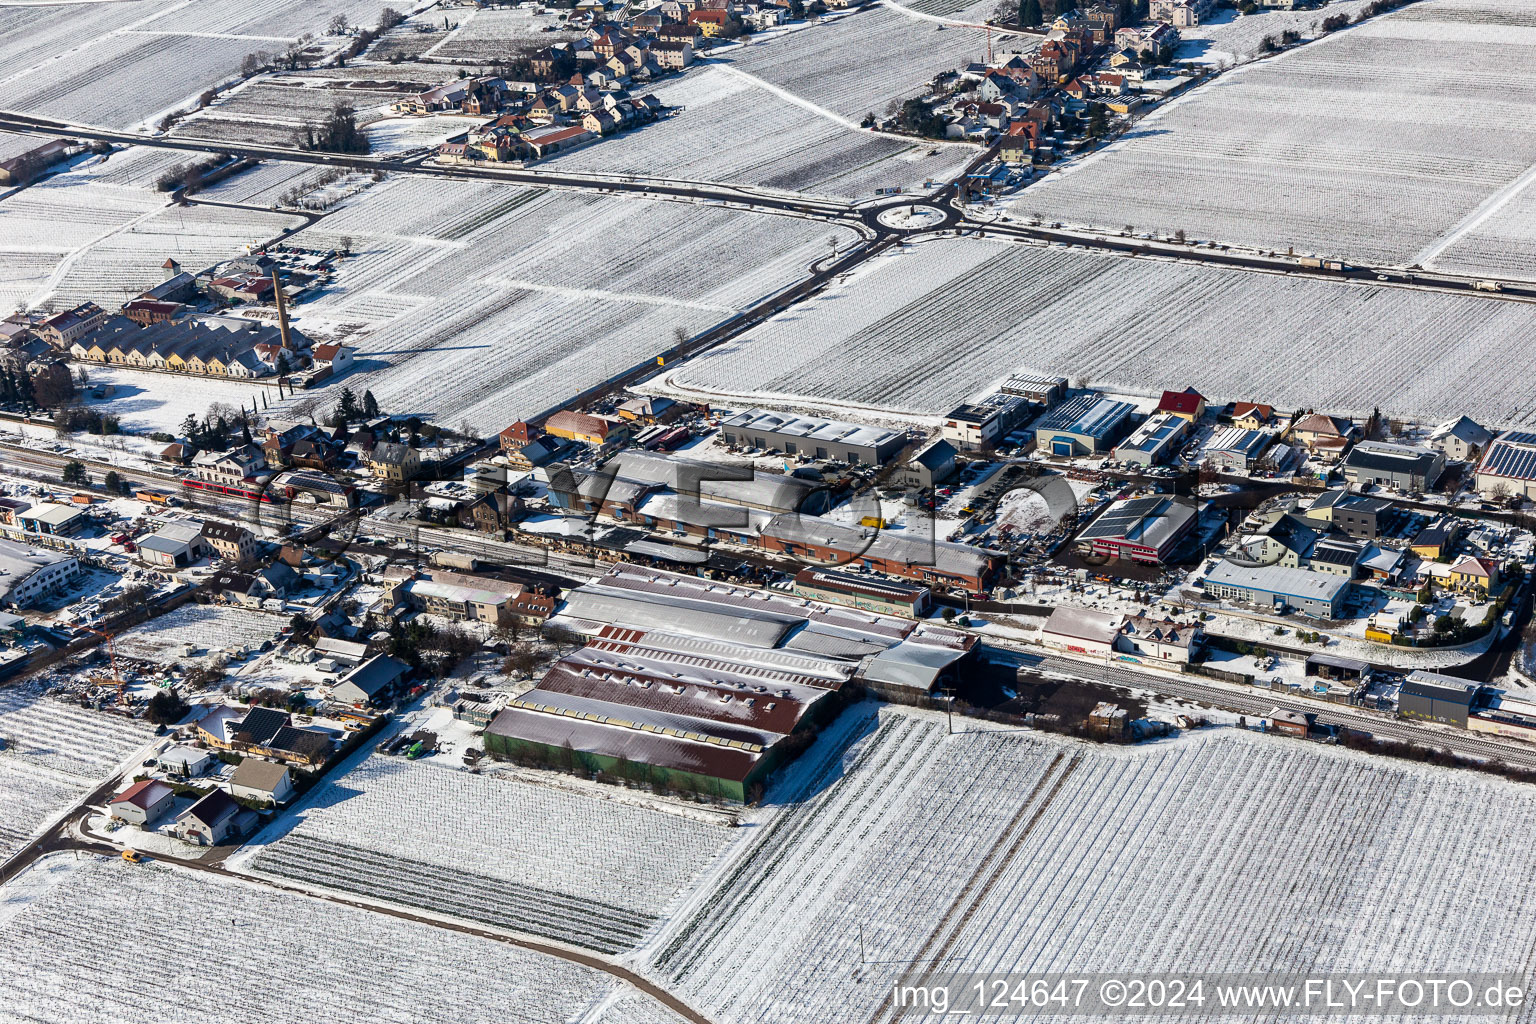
top-left (1428, 415), bottom-right (1492, 463)
top-left (107, 779), bottom-right (175, 827)
top-left (246, 726), bottom-right (333, 767)
top-left (1116, 614), bottom-right (1202, 663)
top-left (1156, 387), bottom-right (1206, 424)
top-left (201, 520), bottom-right (258, 564)
top-left (228, 758), bottom-right (295, 806)
top-left (192, 445), bottom-right (267, 488)
top-left (334, 653), bottom-right (411, 706)
top-left (1230, 402), bottom-right (1274, 430)
top-left (173, 789), bottom-right (247, 846)
top-left (35, 303), bottom-right (106, 348)
top-left (369, 442), bottom-right (421, 484)
top-left (1476, 430), bottom-right (1536, 499)
top-left (1289, 413), bottom-right (1358, 458)
top-left (652, 38), bottom-right (694, 68)
top-left (1445, 554), bottom-right (1499, 595)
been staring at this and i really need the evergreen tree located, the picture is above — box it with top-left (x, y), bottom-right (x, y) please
top-left (362, 390), bottom-right (379, 418)
top-left (1020, 0), bottom-right (1043, 24)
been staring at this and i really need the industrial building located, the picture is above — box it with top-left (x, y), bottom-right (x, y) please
top-left (760, 513), bottom-right (1003, 594)
top-left (1076, 496), bottom-right (1198, 564)
top-left (1398, 670), bottom-right (1481, 728)
top-left (941, 393), bottom-right (1030, 451)
top-left (1112, 412), bottom-right (1188, 467)
top-left (1202, 561), bottom-right (1351, 617)
top-left (1202, 427), bottom-right (1274, 474)
top-left (485, 565), bottom-right (976, 797)
top-left (1475, 430), bottom-right (1536, 499)
top-left (16, 502), bottom-right (85, 536)
top-left (483, 630), bottom-right (849, 802)
top-left (0, 538), bottom-right (79, 609)
top-left (1033, 394), bottom-right (1135, 456)
top-left (999, 372), bottom-right (1068, 406)
top-left (719, 408), bottom-right (907, 466)
top-left (791, 566), bottom-right (931, 617)
top-left (1041, 605), bottom-right (1123, 656)
top-left (1341, 441), bottom-right (1444, 493)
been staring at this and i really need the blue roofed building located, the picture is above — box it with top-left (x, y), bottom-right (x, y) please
top-left (1112, 411), bottom-right (1189, 467)
top-left (1475, 430), bottom-right (1536, 500)
top-left (1033, 394), bottom-right (1135, 457)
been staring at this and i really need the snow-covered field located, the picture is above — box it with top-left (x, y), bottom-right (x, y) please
top-left (1175, 1), bottom-right (1377, 66)
top-left (0, 854), bottom-right (664, 1024)
top-left (0, 0), bottom-right (404, 130)
top-left (246, 755), bottom-right (734, 953)
top-left (75, 363), bottom-right (291, 436)
top-left (648, 707), bottom-right (1536, 1023)
top-left (114, 605), bottom-right (291, 664)
top-left (543, 65), bottom-right (971, 200)
top-left (422, 5), bottom-right (578, 61)
top-left (281, 176), bottom-right (861, 431)
top-left (661, 236), bottom-right (1536, 425)
top-left (1020, 0), bottom-right (1536, 274)
top-left (0, 761), bottom-right (86, 859)
top-left (0, 147), bottom-right (302, 311)
top-left (0, 687), bottom-right (154, 781)
top-left (718, 8), bottom-right (1011, 121)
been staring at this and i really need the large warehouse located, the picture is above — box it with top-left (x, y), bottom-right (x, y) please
top-left (719, 408), bottom-right (907, 466)
top-left (484, 563), bottom-right (976, 797)
top-left (1033, 394), bottom-right (1136, 456)
top-left (1076, 496), bottom-right (1199, 564)
top-left (1398, 670), bottom-right (1481, 728)
top-left (1112, 412), bottom-right (1188, 467)
top-left (1202, 561), bottom-right (1351, 617)
top-left (483, 629), bottom-right (849, 802)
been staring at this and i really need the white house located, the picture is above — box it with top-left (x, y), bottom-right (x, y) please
top-left (0, 538), bottom-right (79, 609)
top-left (107, 779), bottom-right (176, 827)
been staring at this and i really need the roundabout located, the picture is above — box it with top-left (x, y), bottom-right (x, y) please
top-left (874, 202), bottom-right (950, 231)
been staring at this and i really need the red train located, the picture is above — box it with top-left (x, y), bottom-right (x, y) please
top-left (180, 477), bottom-right (275, 503)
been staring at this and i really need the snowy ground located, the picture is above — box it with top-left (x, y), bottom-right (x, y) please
top-left (0, 0), bottom-right (402, 131)
top-left (0, 853), bottom-right (679, 1024)
top-left (0, 146), bottom-right (304, 312)
top-left (660, 236), bottom-right (1536, 426)
top-left (1175, 0), bottom-right (1378, 67)
top-left (0, 685), bottom-right (156, 781)
top-left (542, 64), bottom-right (972, 201)
top-left (1018, 0), bottom-right (1536, 276)
top-left (279, 176), bottom-right (862, 431)
top-left (74, 363), bottom-right (296, 435)
top-left (113, 604), bottom-right (290, 665)
top-left (0, 761), bottom-right (87, 860)
top-left (646, 705), bottom-right (1536, 1023)
top-left (242, 753), bottom-right (737, 953)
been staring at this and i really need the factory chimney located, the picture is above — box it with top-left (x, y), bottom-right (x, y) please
top-left (271, 268), bottom-right (291, 350)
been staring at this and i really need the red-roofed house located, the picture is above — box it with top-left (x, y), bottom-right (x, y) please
top-left (1157, 388), bottom-right (1206, 423)
top-left (311, 343), bottom-right (353, 374)
top-left (1231, 402), bottom-right (1274, 429)
top-left (108, 779), bottom-right (175, 826)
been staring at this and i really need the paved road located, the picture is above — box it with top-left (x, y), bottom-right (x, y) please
top-left (1007, 648), bottom-right (1536, 770)
top-left (0, 109), bottom-right (912, 234)
top-left (958, 214), bottom-right (1536, 299)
